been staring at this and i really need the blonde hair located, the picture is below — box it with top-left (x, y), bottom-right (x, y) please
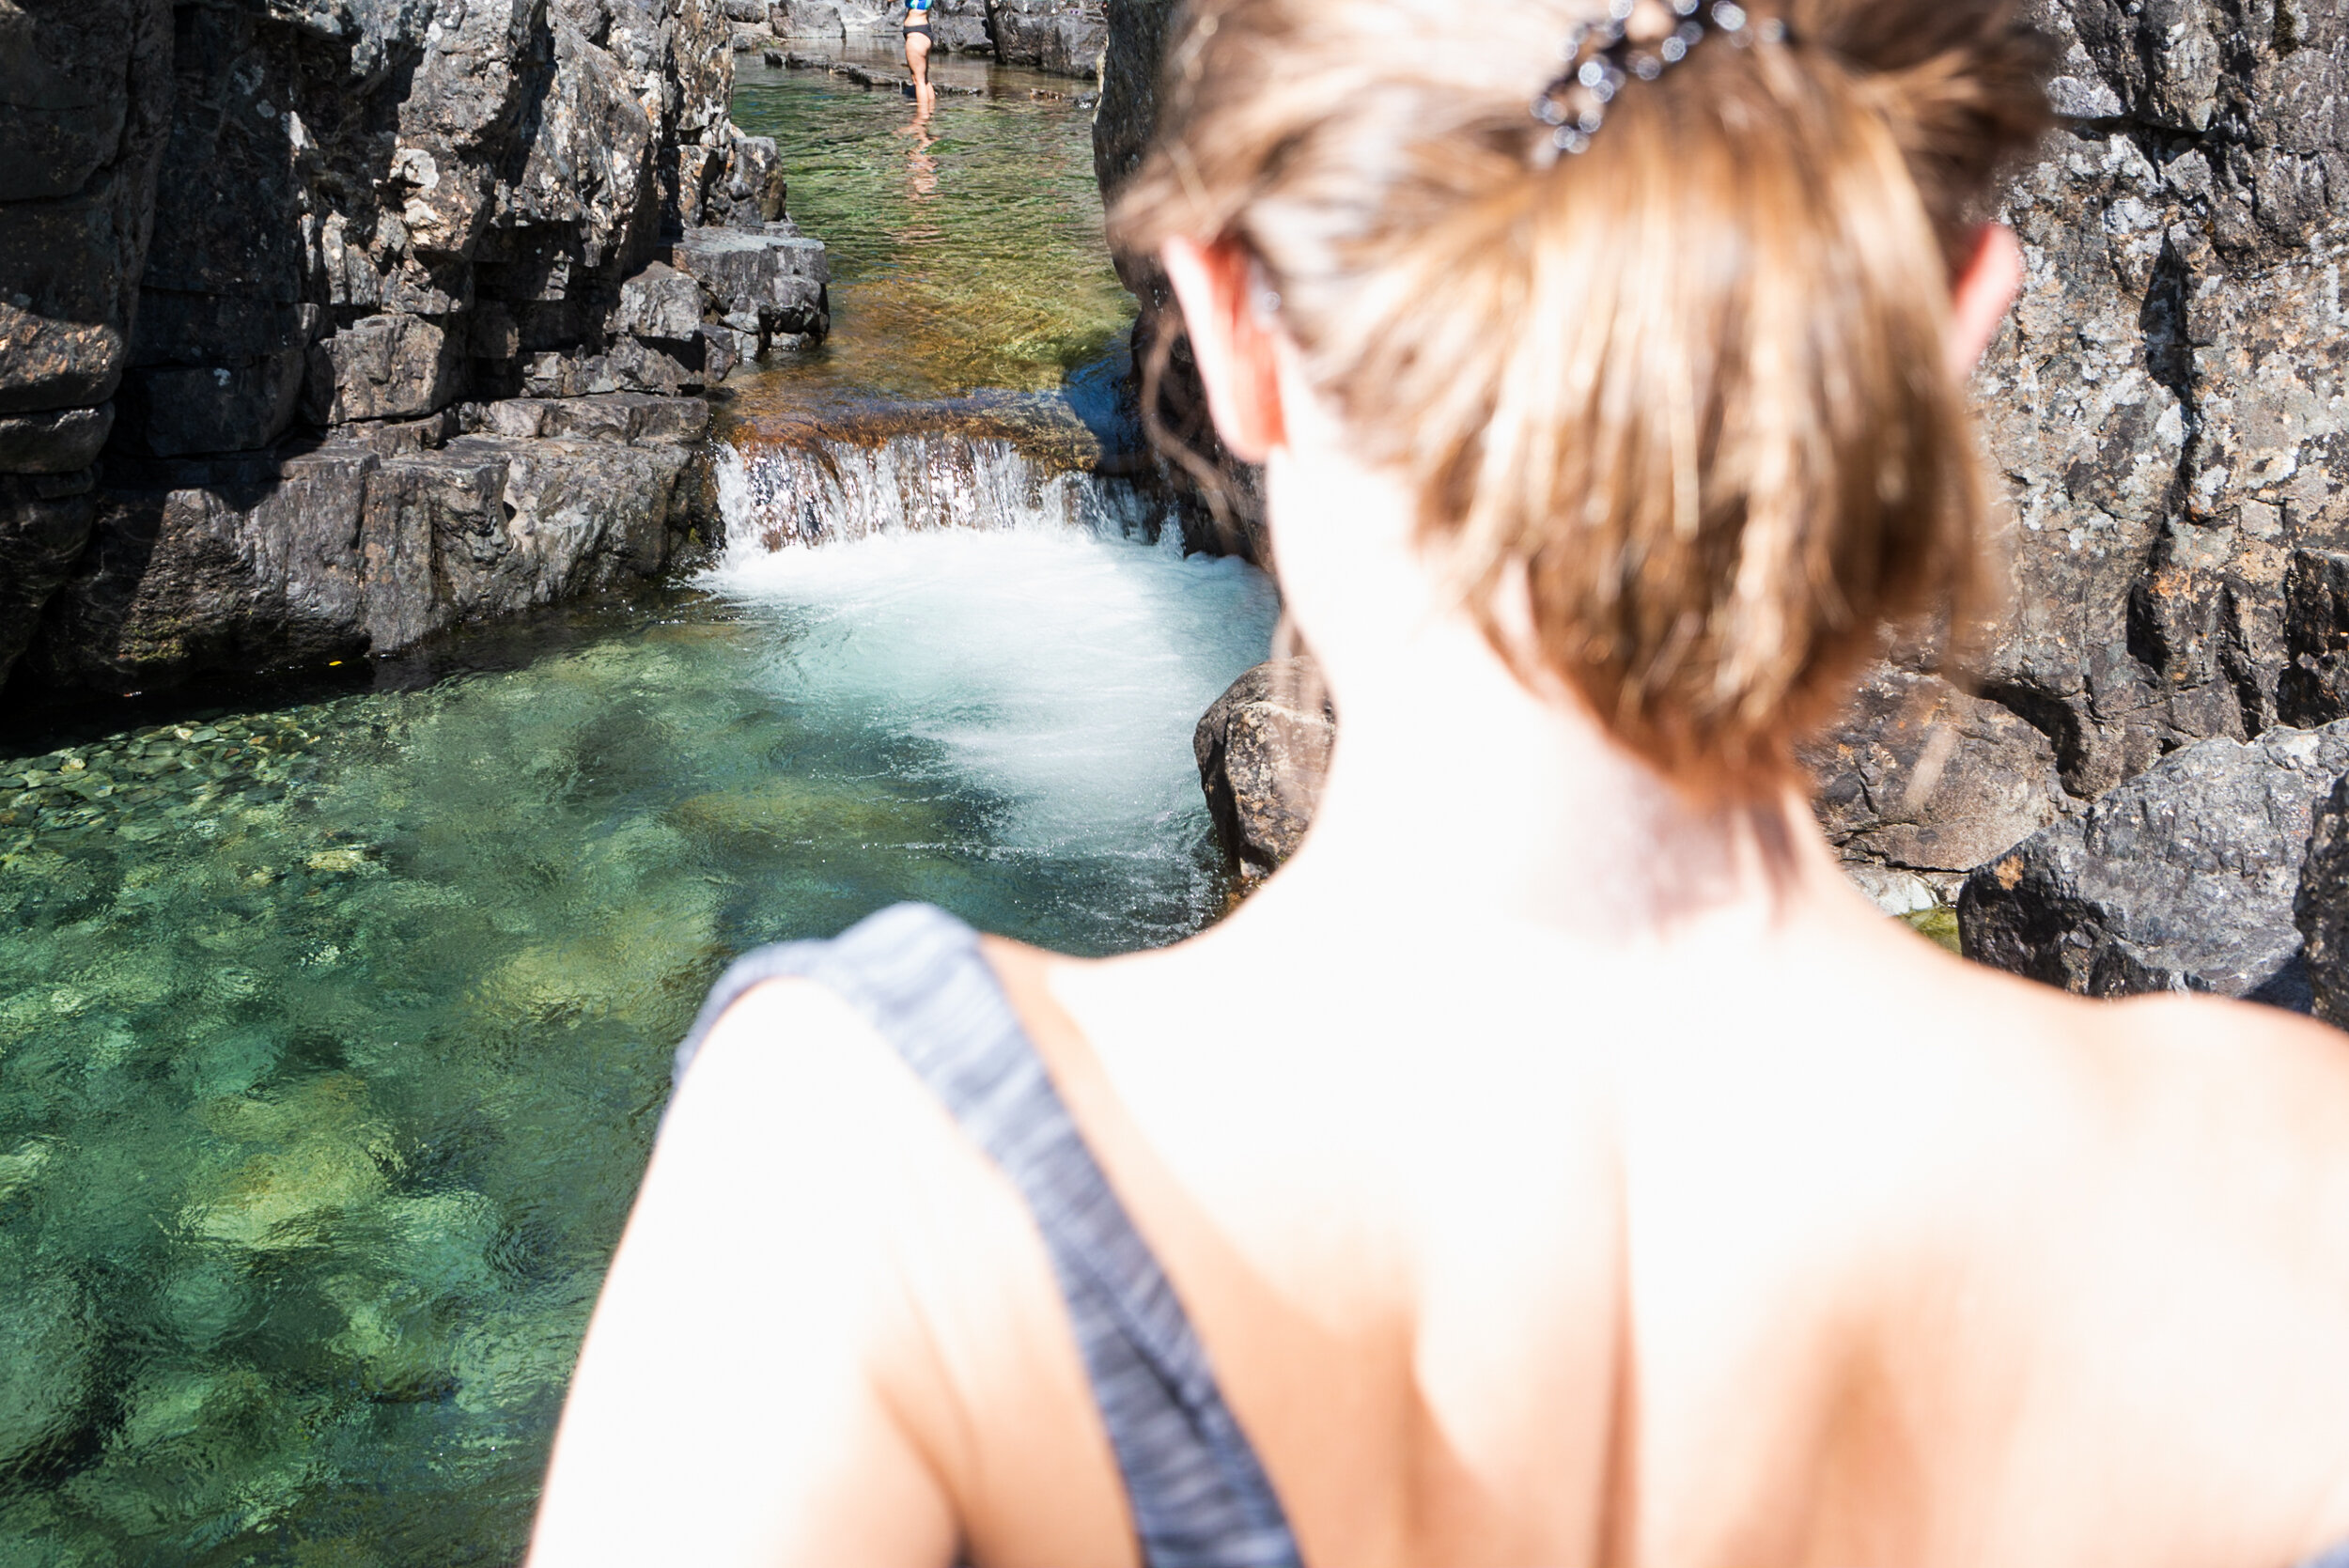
top-left (1111, 0), bottom-right (2051, 792)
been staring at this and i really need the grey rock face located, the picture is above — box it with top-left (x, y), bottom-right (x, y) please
top-left (677, 224), bottom-right (831, 346)
top-left (0, 0), bottom-right (174, 421)
top-left (1193, 657), bottom-right (1336, 879)
top-left (1939, 0), bottom-right (2349, 822)
top-left (1, 0), bottom-right (824, 696)
top-left (29, 396), bottom-right (708, 693)
top-left (988, 0), bottom-right (1106, 74)
top-left (1957, 720), bottom-right (2349, 1006)
top-left (754, 0), bottom-right (1103, 73)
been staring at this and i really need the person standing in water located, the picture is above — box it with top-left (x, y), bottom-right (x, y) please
top-left (903, 0), bottom-right (936, 119)
top-left (530, 1), bottom-right (2349, 1564)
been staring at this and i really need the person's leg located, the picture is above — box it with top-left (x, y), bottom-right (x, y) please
top-left (906, 31), bottom-right (935, 118)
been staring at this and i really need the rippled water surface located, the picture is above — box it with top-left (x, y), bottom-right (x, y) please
top-left (727, 53), bottom-right (1136, 411)
top-left (0, 67), bottom-right (1268, 1567)
top-left (0, 534), bottom-right (1274, 1563)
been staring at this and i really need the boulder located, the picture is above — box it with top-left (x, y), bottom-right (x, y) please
top-left (677, 224), bottom-right (832, 345)
top-left (1957, 720), bottom-right (2349, 1007)
top-left (29, 413), bottom-right (703, 692)
top-left (1805, 665), bottom-right (2068, 883)
top-left (989, 0), bottom-right (1106, 75)
top-left (0, 406), bottom-right (116, 474)
top-left (1194, 657), bottom-right (1336, 879)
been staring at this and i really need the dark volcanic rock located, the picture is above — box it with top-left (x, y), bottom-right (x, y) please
top-left (0, 0), bottom-right (825, 697)
top-left (1194, 657), bottom-right (1335, 879)
top-left (1957, 720), bottom-right (2349, 1007)
top-left (32, 399), bottom-right (705, 692)
top-left (0, 474), bottom-right (100, 683)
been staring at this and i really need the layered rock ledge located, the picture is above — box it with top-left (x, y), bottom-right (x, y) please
top-left (749, 0), bottom-right (1105, 77)
top-left (1, 0), bottom-right (831, 706)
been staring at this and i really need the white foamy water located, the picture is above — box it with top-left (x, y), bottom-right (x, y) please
top-left (713, 433), bottom-right (1164, 550)
top-left (702, 520), bottom-right (1280, 862)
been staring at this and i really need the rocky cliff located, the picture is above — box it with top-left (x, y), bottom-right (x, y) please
top-left (1816, 0), bottom-right (2349, 897)
top-left (1105, 0), bottom-right (2349, 916)
top-left (756, 0), bottom-right (1105, 76)
top-left (0, 0), bottom-right (829, 705)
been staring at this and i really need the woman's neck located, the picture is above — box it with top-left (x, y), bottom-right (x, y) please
top-left (1225, 389), bottom-right (1841, 955)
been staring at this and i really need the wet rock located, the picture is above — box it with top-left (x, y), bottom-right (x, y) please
top-left (30, 427), bottom-right (697, 691)
top-left (1194, 657), bottom-right (1335, 880)
top-left (1957, 720), bottom-right (2349, 1007)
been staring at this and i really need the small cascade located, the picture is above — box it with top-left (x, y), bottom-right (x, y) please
top-left (714, 427), bottom-right (1174, 555)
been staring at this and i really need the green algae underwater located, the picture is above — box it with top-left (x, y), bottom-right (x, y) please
top-left (0, 67), bottom-right (1275, 1566)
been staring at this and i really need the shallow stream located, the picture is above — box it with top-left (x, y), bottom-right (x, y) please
top-left (0, 64), bottom-right (1271, 1565)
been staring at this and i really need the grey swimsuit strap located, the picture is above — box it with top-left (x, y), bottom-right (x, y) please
top-left (675, 903), bottom-right (1304, 1568)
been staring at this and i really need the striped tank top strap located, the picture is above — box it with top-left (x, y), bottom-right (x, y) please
top-left (674, 903), bottom-right (1304, 1568)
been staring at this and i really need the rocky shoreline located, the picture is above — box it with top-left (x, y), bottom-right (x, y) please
top-left (746, 0), bottom-right (1107, 78)
top-left (2, 0), bottom-right (829, 712)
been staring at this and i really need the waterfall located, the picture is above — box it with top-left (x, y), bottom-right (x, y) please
top-left (713, 427), bottom-right (1175, 557)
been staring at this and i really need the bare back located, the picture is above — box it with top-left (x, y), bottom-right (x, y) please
top-left (532, 848), bottom-right (2349, 1568)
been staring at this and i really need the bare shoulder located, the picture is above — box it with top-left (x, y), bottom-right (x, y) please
top-left (528, 979), bottom-right (965, 1568)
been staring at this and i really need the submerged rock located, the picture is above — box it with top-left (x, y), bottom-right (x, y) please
top-left (0, 1235), bottom-right (102, 1483)
top-left (1193, 657), bottom-right (1334, 880)
top-left (1958, 720), bottom-right (2349, 1007)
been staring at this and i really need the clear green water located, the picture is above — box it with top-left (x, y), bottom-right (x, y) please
top-left (0, 70), bottom-right (1272, 1568)
top-left (728, 55), bottom-right (1137, 412)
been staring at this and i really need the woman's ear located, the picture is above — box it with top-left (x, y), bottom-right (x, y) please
top-left (1159, 235), bottom-right (1288, 463)
top-left (1946, 223), bottom-right (2024, 381)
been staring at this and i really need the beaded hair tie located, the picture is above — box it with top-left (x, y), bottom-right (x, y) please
top-left (1532, 0), bottom-right (1788, 159)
